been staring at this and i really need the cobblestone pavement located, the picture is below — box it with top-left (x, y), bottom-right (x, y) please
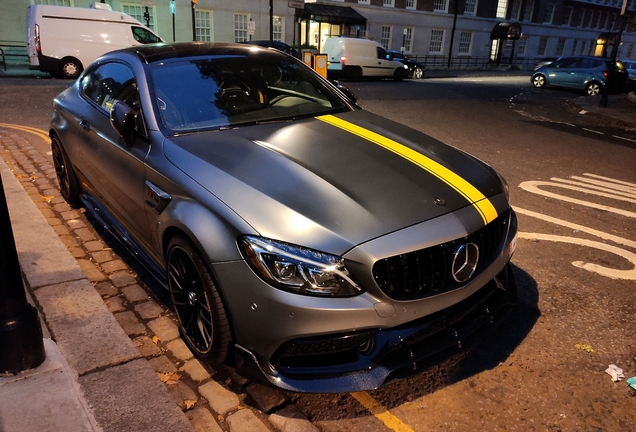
top-left (0, 129), bottom-right (319, 432)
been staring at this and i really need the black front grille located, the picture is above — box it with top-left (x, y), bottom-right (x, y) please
top-left (372, 209), bottom-right (509, 301)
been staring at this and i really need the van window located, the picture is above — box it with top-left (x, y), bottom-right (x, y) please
top-left (376, 46), bottom-right (389, 60)
top-left (131, 26), bottom-right (161, 44)
top-left (81, 63), bottom-right (139, 113)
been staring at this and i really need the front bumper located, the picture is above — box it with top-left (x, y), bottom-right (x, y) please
top-left (213, 205), bottom-right (518, 392)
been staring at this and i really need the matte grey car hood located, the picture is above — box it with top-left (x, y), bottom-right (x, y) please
top-left (163, 110), bottom-right (502, 254)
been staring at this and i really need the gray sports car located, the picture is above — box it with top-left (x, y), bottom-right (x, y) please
top-left (51, 42), bottom-right (518, 393)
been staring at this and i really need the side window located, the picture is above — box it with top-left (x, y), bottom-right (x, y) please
top-left (555, 58), bottom-right (577, 68)
top-left (81, 63), bottom-right (139, 113)
top-left (131, 26), bottom-right (161, 44)
top-left (377, 46), bottom-right (389, 60)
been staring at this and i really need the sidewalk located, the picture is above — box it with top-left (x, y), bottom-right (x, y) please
top-left (0, 156), bottom-right (194, 432)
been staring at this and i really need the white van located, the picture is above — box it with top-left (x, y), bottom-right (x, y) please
top-left (25, 3), bottom-right (162, 79)
top-left (323, 37), bottom-right (408, 80)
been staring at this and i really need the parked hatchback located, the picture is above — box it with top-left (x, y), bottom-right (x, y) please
top-left (531, 56), bottom-right (628, 95)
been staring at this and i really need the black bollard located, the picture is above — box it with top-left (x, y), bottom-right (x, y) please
top-left (0, 173), bottom-right (45, 374)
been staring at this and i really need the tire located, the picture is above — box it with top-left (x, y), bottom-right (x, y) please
top-left (51, 135), bottom-right (81, 206)
top-left (344, 66), bottom-right (363, 79)
top-left (58, 57), bottom-right (82, 79)
top-left (586, 81), bottom-right (601, 96)
top-left (393, 68), bottom-right (407, 81)
top-left (532, 74), bottom-right (546, 88)
top-left (412, 67), bottom-right (424, 79)
top-left (166, 236), bottom-right (231, 364)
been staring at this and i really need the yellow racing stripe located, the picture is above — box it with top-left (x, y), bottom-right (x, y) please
top-left (317, 114), bottom-right (498, 225)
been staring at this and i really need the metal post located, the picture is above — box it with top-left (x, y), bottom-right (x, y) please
top-left (269, 0), bottom-right (274, 45)
top-left (0, 174), bottom-right (45, 374)
top-left (447, 0), bottom-right (459, 68)
top-left (191, 1), bottom-right (197, 41)
top-left (600, 1), bottom-right (628, 108)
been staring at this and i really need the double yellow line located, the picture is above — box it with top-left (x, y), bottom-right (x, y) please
top-left (317, 115), bottom-right (498, 225)
top-left (0, 123), bottom-right (50, 144)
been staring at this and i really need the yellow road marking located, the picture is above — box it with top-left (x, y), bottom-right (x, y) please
top-left (317, 114), bottom-right (498, 225)
top-left (351, 392), bottom-right (414, 432)
top-left (0, 123), bottom-right (50, 144)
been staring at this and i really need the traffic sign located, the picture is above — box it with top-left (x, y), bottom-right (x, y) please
top-left (288, 1), bottom-right (305, 9)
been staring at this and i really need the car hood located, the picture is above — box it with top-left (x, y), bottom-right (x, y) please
top-left (163, 110), bottom-right (503, 254)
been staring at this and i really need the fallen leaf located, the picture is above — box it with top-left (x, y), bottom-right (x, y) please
top-left (30, 175), bottom-right (38, 180)
top-left (16, 174), bottom-right (23, 179)
top-left (157, 372), bottom-right (181, 384)
top-left (575, 343), bottom-right (594, 353)
top-left (42, 195), bottom-right (55, 203)
top-left (152, 336), bottom-right (161, 344)
top-left (184, 400), bottom-right (196, 410)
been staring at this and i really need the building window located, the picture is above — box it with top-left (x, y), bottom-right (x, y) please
top-left (563, 6), bottom-right (573, 26)
top-left (522, 0), bottom-right (534, 21)
top-left (589, 39), bottom-right (596, 55)
top-left (458, 31), bottom-right (472, 54)
top-left (358, 0), bottom-right (370, 3)
top-left (556, 38), bottom-right (565, 56)
top-left (429, 29), bottom-right (444, 53)
top-left (542, 3), bottom-right (555, 23)
top-left (464, 0), bottom-right (477, 15)
top-left (626, 43), bottom-right (634, 58)
top-left (509, 0), bottom-right (521, 20)
top-left (403, 27), bottom-right (413, 53)
top-left (496, 0), bottom-right (508, 19)
top-left (517, 37), bottom-right (527, 56)
top-left (34, 0), bottom-right (72, 5)
top-left (195, 10), bottom-right (212, 42)
top-left (383, 0), bottom-right (395, 7)
top-left (234, 13), bottom-right (249, 43)
top-left (580, 40), bottom-right (587, 56)
top-left (592, 10), bottom-right (602, 28)
top-left (380, 26), bottom-right (391, 50)
top-left (122, 4), bottom-right (155, 30)
top-left (537, 37), bottom-right (548, 56)
top-left (582, 9), bottom-right (592, 28)
top-left (571, 39), bottom-right (578, 56)
top-left (406, 0), bottom-right (417, 9)
top-left (273, 16), bottom-right (283, 41)
top-left (434, 0), bottom-right (448, 12)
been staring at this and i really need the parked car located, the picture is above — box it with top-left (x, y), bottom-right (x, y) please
top-left (242, 40), bottom-right (300, 59)
top-left (620, 59), bottom-right (636, 90)
top-left (388, 50), bottom-right (425, 79)
top-left (531, 56), bottom-right (628, 96)
top-left (51, 42), bottom-right (518, 393)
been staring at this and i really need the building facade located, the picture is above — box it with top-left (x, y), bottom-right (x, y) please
top-left (3, 0), bottom-right (635, 68)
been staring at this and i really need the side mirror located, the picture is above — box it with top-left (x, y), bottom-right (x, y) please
top-left (332, 80), bottom-right (357, 104)
top-left (110, 101), bottom-right (136, 147)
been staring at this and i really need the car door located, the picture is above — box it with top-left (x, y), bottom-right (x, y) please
top-left (77, 61), bottom-right (153, 248)
top-left (374, 46), bottom-right (397, 77)
top-left (568, 58), bottom-right (600, 89)
top-left (547, 58), bottom-right (578, 87)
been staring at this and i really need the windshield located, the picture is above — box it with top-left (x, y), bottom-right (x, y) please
top-left (151, 54), bottom-right (351, 132)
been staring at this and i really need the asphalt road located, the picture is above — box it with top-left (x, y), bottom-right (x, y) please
top-left (1, 75), bottom-right (635, 431)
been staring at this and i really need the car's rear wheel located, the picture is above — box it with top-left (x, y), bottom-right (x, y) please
top-left (59, 57), bottom-right (82, 79)
top-left (167, 236), bottom-right (231, 364)
top-left (412, 67), bottom-right (424, 79)
top-left (586, 81), bottom-right (602, 96)
top-left (532, 74), bottom-right (546, 88)
top-left (51, 135), bottom-right (80, 206)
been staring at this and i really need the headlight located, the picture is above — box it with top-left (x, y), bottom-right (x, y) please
top-left (239, 235), bottom-right (362, 297)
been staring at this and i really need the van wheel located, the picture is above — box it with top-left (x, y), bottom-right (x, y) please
top-left (345, 66), bottom-right (363, 79)
top-left (59, 57), bottom-right (83, 79)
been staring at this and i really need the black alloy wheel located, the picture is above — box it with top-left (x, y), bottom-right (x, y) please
top-left (167, 236), bottom-right (231, 364)
top-left (51, 135), bottom-right (80, 206)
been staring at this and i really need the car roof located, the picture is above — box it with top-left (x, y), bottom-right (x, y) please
top-left (112, 42), bottom-right (282, 64)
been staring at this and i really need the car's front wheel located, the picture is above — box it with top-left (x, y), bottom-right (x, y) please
top-left (167, 236), bottom-right (231, 364)
top-left (412, 67), bottom-right (424, 79)
top-left (586, 81), bottom-right (602, 96)
top-left (532, 74), bottom-right (546, 88)
top-left (51, 135), bottom-right (80, 206)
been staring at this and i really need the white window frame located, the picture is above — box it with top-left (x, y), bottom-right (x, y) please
top-left (537, 36), bottom-right (548, 56)
top-left (464, 0), bottom-right (477, 15)
top-left (434, 0), bottom-right (448, 13)
top-left (517, 37), bottom-right (527, 56)
top-left (195, 10), bottom-right (212, 42)
top-left (33, 0), bottom-right (72, 5)
top-left (429, 29), bottom-right (444, 54)
top-left (555, 37), bottom-right (566, 56)
top-left (380, 25), bottom-right (392, 50)
top-left (122, 3), bottom-right (156, 31)
top-left (402, 27), bottom-right (413, 53)
top-left (383, 0), bottom-right (395, 7)
top-left (522, 0), bottom-right (534, 21)
top-left (273, 15), bottom-right (283, 42)
top-left (562, 6), bottom-right (573, 26)
top-left (234, 13), bottom-right (249, 43)
top-left (458, 31), bottom-right (472, 54)
top-left (406, 0), bottom-right (417, 9)
top-left (358, 0), bottom-right (370, 4)
top-left (542, 3), bottom-right (554, 24)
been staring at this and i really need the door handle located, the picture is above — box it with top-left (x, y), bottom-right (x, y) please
top-left (79, 120), bottom-right (90, 131)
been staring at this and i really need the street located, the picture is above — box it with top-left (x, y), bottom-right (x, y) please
top-left (1, 74), bottom-right (635, 431)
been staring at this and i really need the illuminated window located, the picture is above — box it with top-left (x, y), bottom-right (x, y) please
top-left (496, 0), bottom-right (508, 19)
